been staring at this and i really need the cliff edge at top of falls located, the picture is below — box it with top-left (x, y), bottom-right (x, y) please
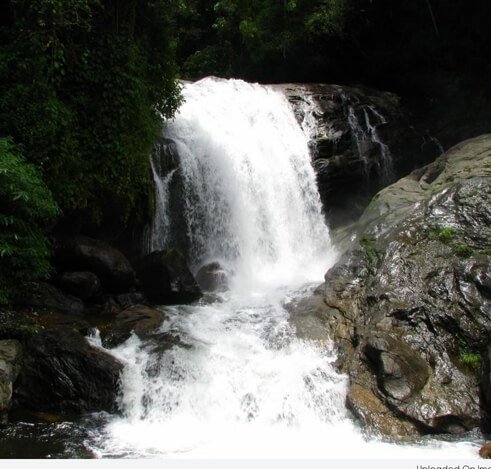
top-left (291, 134), bottom-right (491, 438)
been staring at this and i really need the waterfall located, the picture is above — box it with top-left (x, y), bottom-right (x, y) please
top-left (148, 160), bottom-right (176, 253)
top-left (90, 78), bottom-right (478, 458)
top-left (154, 77), bottom-right (334, 291)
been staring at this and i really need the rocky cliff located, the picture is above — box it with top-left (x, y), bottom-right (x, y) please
top-left (293, 134), bottom-right (491, 437)
top-left (279, 83), bottom-right (442, 227)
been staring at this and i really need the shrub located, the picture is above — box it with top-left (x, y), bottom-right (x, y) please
top-left (430, 226), bottom-right (455, 243)
top-left (453, 243), bottom-right (474, 258)
top-left (0, 138), bottom-right (59, 304)
top-left (459, 352), bottom-right (481, 371)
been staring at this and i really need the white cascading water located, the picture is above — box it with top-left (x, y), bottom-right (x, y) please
top-left (344, 96), bottom-right (395, 184)
top-left (148, 159), bottom-right (176, 253)
top-left (165, 78), bottom-right (334, 292)
top-left (90, 78), bottom-right (478, 458)
top-left (363, 106), bottom-right (395, 183)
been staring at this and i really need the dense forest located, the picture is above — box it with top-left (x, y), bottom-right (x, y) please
top-left (1, 0), bottom-right (490, 304)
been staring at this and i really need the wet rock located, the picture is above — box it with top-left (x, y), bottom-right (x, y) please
top-left (0, 340), bottom-right (22, 424)
top-left (481, 343), bottom-right (491, 433)
top-left (153, 137), bottom-right (179, 178)
top-left (363, 333), bottom-right (429, 402)
top-left (59, 271), bottom-right (100, 300)
top-left (480, 443), bottom-right (491, 458)
top-left (99, 304), bottom-right (166, 348)
top-left (56, 236), bottom-right (135, 293)
top-left (136, 249), bottom-right (202, 304)
top-left (195, 262), bottom-right (229, 292)
top-left (14, 326), bottom-right (122, 414)
top-left (33, 310), bottom-right (91, 334)
top-left (346, 384), bottom-right (416, 437)
top-left (15, 282), bottom-right (84, 315)
top-left (147, 332), bottom-right (185, 355)
top-left (318, 135), bottom-right (491, 437)
top-left (114, 292), bottom-right (146, 309)
top-left (277, 83), bottom-right (437, 227)
top-left (87, 291), bottom-right (146, 316)
top-left (286, 292), bottom-right (332, 342)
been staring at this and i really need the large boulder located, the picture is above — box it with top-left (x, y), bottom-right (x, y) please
top-left (14, 326), bottom-right (122, 414)
top-left (195, 262), bottom-right (229, 292)
top-left (56, 236), bottom-right (135, 293)
top-left (59, 271), bottom-right (100, 300)
top-left (0, 340), bottom-right (22, 423)
top-left (152, 137), bottom-right (180, 178)
top-left (277, 83), bottom-right (441, 227)
top-left (312, 135), bottom-right (491, 437)
top-left (136, 249), bottom-right (202, 304)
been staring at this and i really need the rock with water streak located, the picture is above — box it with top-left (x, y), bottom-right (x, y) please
top-left (135, 249), bottom-right (202, 304)
top-left (153, 137), bottom-right (179, 178)
top-left (277, 83), bottom-right (439, 227)
top-left (195, 262), bottom-right (229, 292)
top-left (0, 340), bottom-right (23, 424)
top-left (56, 236), bottom-right (135, 293)
top-left (14, 326), bottom-right (122, 414)
top-left (312, 135), bottom-right (491, 437)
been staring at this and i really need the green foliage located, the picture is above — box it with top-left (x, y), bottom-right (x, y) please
top-left (304, 0), bottom-right (348, 36)
top-left (0, 0), bottom-right (182, 229)
top-left (458, 352), bottom-right (481, 371)
top-left (452, 244), bottom-right (474, 258)
top-left (430, 227), bottom-right (455, 244)
top-left (430, 227), bottom-right (477, 259)
top-left (178, 0), bottom-right (349, 80)
top-left (0, 138), bottom-right (59, 304)
top-left (175, 0), bottom-right (491, 93)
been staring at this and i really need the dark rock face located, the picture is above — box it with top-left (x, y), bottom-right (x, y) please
top-left (0, 340), bottom-right (22, 423)
top-left (277, 83), bottom-right (441, 227)
top-left (59, 271), bottom-right (100, 300)
top-left (136, 249), bottom-right (202, 304)
top-left (195, 262), bottom-right (229, 292)
top-left (153, 137), bottom-right (180, 178)
top-left (99, 304), bottom-right (166, 348)
top-left (14, 326), bottom-right (122, 414)
top-left (15, 282), bottom-right (84, 315)
top-left (146, 137), bottom-right (190, 257)
top-left (312, 135), bottom-right (491, 437)
top-left (57, 236), bottom-right (135, 293)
